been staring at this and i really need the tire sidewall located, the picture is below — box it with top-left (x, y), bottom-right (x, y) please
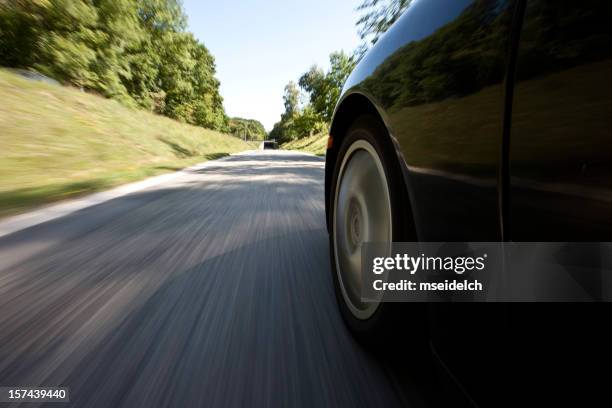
top-left (329, 115), bottom-right (407, 341)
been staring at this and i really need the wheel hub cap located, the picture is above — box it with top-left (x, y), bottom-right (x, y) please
top-left (333, 140), bottom-right (392, 320)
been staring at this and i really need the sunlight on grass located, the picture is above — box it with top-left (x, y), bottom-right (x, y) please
top-left (282, 133), bottom-right (327, 156)
top-left (0, 69), bottom-right (249, 217)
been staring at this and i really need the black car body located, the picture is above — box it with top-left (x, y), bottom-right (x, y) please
top-left (325, 0), bottom-right (612, 405)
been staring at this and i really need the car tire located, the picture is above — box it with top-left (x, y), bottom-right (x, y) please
top-left (329, 114), bottom-right (427, 347)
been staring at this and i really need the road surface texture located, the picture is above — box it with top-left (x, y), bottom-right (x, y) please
top-left (0, 151), bottom-right (429, 407)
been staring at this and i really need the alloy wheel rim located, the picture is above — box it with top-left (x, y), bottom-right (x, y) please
top-left (333, 139), bottom-right (392, 320)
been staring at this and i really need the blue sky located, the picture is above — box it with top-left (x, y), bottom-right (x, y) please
top-left (183, 0), bottom-right (361, 130)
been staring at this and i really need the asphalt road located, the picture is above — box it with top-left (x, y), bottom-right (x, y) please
top-left (0, 151), bottom-right (426, 407)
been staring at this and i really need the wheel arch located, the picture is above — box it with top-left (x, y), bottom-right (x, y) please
top-left (325, 92), bottom-right (417, 241)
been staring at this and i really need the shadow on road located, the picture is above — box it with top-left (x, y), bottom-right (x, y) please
top-left (0, 152), bottom-right (441, 407)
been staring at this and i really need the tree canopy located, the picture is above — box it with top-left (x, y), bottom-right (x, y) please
top-left (229, 117), bottom-right (266, 140)
top-left (356, 0), bottom-right (412, 47)
top-left (0, 0), bottom-right (229, 132)
top-left (269, 0), bottom-right (414, 143)
top-left (299, 51), bottom-right (355, 122)
top-left (270, 52), bottom-right (355, 143)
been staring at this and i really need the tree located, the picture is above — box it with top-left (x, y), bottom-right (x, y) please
top-left (123, 0), bottom-right (187, 111)
top-left (268, 121), bottom-right (283, 142)
top-left (282, 81), bottom-right (300, 119)
top-left (298, 65), bottom-right (326, 118)
top-left (268, 81), bottom-right (302, 143)
top-left (1, 0), bottom-right (144, 100)
top-left (293, 105), bottom-right (327, 137)
top-left (269, 119), bottom-right (300, 144)
top-left (0, 0), bottom-right (229, 132)
top-left (229, 118), bottom-right (266, 140)
top-left (356, 0), bottom-right (412, 46)
top-left (299, 51), bottom-right (355, 122)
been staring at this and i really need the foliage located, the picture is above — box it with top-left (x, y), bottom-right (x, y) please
top-left (0, 0), bottom-right (229, 131)
top-left (299, 51), bottom-right (355, 122)
top-left (282, 81), bottom-right (300, 118)
top-left (229, 117), bottom-right (266, 140)
top-left (292, 105), bottom-right (327, 137)
top-left (268, 120), bottom-right (293, 144)
top-left (271, 52), bottom-right (355, 143)
top-left (356, 0), bottom-right (412, 49)
top-left (270, 0), bottom-right (411, 143)
top-left (269, 81), bottom-right (302, 143)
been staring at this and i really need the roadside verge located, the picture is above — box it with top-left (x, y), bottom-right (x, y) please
top-left (0, 152), bottom-right (253, 239)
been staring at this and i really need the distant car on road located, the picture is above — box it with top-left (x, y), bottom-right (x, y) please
top-left (261, 140), bottom-right (278, 150)
top-left (325, 0), bottom-right (612, 405)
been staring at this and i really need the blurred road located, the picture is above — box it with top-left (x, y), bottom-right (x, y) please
top-left (0, 151), bottom-right (420, 407)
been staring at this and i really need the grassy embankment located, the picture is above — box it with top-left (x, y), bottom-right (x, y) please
top-left (0, 69), bottom-right (250, 217)
top-left (282, 133), bottom-right (327, 156)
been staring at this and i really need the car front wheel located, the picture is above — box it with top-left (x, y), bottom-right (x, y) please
top-left (329, 115), bottom-right (414, 342)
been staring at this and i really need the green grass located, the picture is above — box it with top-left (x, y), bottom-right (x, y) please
top-left (0, 69), bottom-right (250, 217)
top-left (282, 133), bottom-right (328, 156)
